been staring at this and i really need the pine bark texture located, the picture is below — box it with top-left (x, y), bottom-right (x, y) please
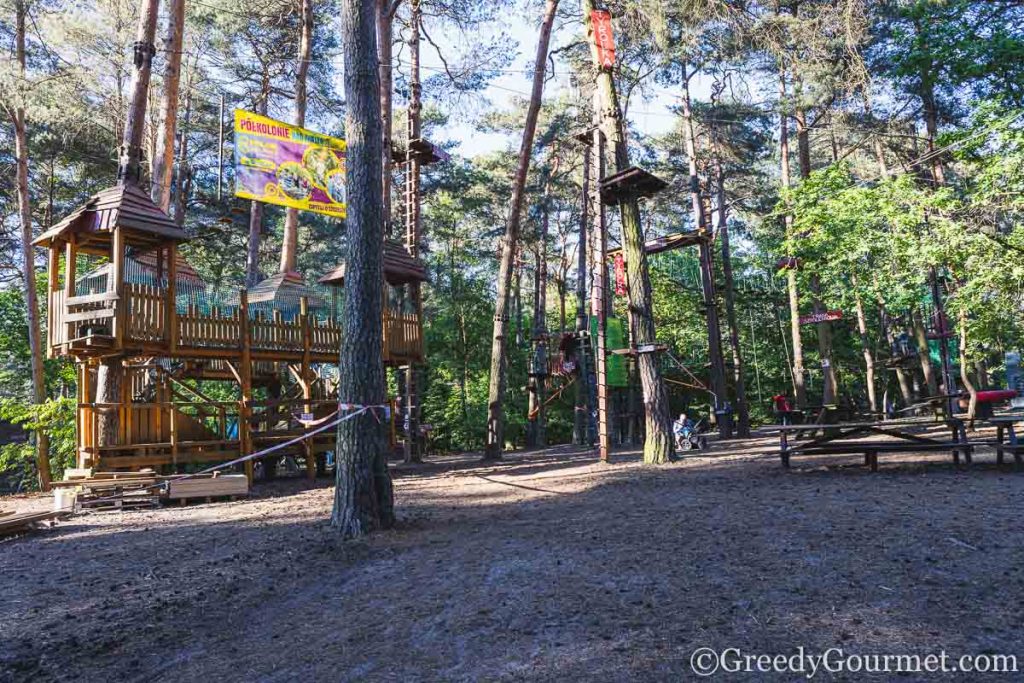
top-left (331, 0), bottom-right (394, 536)
top-left (117, 0), bottom-right (159, 185)
top-left (280, 0), bottom-right (314, 274)
top-left (583, 0), bottom-right (672, 463)
top-left (778, 70), bottom-right (806, 409)
top-left (403, 0), bottom-right (423, 463)
top-left (151, 0), bottom-right (184, 211)
top-left (11, 0), bottom-right (51, 489)
top-left (246, 74), bottom-right (270, 287)
top-left (483, 0), bottom-right (558, 460)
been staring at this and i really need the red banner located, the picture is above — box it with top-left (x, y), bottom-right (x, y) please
top-left (799, 310), bottom-right (843, 325)
top-left (614, 253), bottom-right (626, 296)
top-left (590, 10), bottom-right (616, 70)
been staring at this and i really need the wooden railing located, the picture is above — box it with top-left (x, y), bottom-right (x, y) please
top-left (251, 311), bottom-right (303, 353)
top-left (310, 317), bottom-right (342, 356)
top-left (49, 290), bottom-right (66, 349)
top-left (52, 294), bottom-right (417, 361)
top-left (384, 309), bottom-right (423, 360)
top-left (178, 305), bottom-right (240, 350)
top-left (125, 283), bottom-right (166, 342)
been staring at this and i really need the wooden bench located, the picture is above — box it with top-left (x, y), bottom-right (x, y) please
top-left (770, 418), bottom-right (972, 471)
top-left (987, 414), bottom-right (1024, 467)
top-left (788, 441), bottom-right (974, 471)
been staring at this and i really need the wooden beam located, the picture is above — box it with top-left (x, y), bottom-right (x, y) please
top-left (167, 242), bottom-right (178, 352)
top-left (111, 225), bottom-right (126, 347)
top-left (238, 289), bottom-right (254, 484)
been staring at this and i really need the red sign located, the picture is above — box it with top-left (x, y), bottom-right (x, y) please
top-left (613, 253), bottom-right (626, 296)
top-left (799, 310), bottom-right (843, 325)
top-left (590, 10), bottom-right (616, 70)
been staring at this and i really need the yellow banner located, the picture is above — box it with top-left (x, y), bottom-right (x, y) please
top-left (233, 110), bottom-right (347, 218)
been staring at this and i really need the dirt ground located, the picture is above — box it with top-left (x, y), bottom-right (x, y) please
top-left (3, 432), bottom-right (1024, 681)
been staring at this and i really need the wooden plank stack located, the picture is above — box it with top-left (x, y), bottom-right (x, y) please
top-left (0, 509), bottom-right (67, 536)
top-left (166, 473), bottom-right (248, 500)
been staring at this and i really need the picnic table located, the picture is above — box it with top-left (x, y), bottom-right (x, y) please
top-left (987, 413), bottom-right (1024, 467)
top-left (766, 417), bottom-right (973, 471)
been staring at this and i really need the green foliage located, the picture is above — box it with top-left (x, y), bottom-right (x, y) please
top-left (0, 397), bottom-right (76, 488)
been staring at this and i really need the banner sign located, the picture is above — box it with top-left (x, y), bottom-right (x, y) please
top-left (799, 310), bottom-right (843, 325)
top-left (233, 110), bottom-right (347, 218)
top-left (590, 10), bottom-right (616, 70)
top-left (613, 253), bottom-right (627, 296)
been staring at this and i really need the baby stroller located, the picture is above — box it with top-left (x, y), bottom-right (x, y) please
top-left (674, 417), bottom-right (708, 452)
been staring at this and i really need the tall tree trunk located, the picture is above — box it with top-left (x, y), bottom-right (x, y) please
top-left (99, 0), bottom-right (159, 449)
top-left (795, 106), bottom-right (838, 406)
top-left (779, 69), bottom-right (806, 409)
top-left (403, 0), bottom-right (423, 463)
top-left (377, 0), bottom-right (397, 236)
top-left (483, 0), bottom-right (559, 460)
top-left (173, 89), bottom-right (192, 226)
top-left (681, 65), bottom-right (730, 437)
top-left (711, 133), bottom-right (750, 437)
top-left (527, 180), bottom-right (550, 449)
top-left (245, 73), bottom-right (270, 287)
top-left (151, 0), bottom-right (184, 211)
top-left (914, 17), bottom-right (945, 187)
top-left (9, 0), bottom-right (51, 490)
top-left (911, 308), bottom-right (938, 397)
top-left (862, 89), bottom-right (889, 178)
top-left (584, 1), bottom-right (672, 463)
top-left (574, 150), bottom-right (592, 445)
top-left (117, 0), bottom-right (159, 185)
top-left (852, 282), bottom-right (878, 413)
top-left (958, 307), bottom-right (977, 427)
top-left (331, 0), bottom-right (394, 536)
top-left (280, 0), bottom-right (314, 274)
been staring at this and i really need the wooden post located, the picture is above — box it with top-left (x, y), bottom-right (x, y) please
top-left (169, 405), bottom-right (178, 467)
top-left (239, 289), bottom-right (254, 484)
top-left (166, 242), bottom-right (178, 351)
top-left (111, 226), bottom-right (126, 346)
top-left (300, 297), bottom-right (315, 479)
top-left (46, 245), bottom-right (59, 355)
top-left (78, 362), bottom-right (90, 469)
top-left (63, 238), bottom-right (76, 347)
top-left (590, 126), bottom-right (611, 463)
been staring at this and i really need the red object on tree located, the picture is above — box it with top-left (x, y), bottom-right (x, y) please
top-left (772, 394), bottom-right (792, 412)
top-left (974, 390), bottom-right (1017, 403)
top-left (614, 252), bottom-right (626, 296)
top-left (590, 9), bottom-right (615, 70)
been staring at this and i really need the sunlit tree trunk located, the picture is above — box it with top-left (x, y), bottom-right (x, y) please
top-left (527, 178), bottom-right (550, 449)
top-left (98, 0), bottom-right (160, 449)
top-left (711, 134), bottom-right (750, 437)
top-left (779, 69), bottom-right (806, 409)
top-left (794, 105), bottom-right (837, 406)
top-left (280, 0), bottom-right (314, 274)
top-left (584, 1), bottom-right (673, 462)
top-left (911, 309), bottom-right (938, 397)
top-left (151, 0), bottom-right (184, 211)
top-left (852, 280), bottom-right (878, 413)
top-left (403, 0), bottom-right (423, 463)
top-left (9, 0), bottom-right (51, 489)
top-left (958, 308), bottom-right (977, 427)
top-left (332, 0), bottom-right (394, 536)
top-left (246, 71), bottom-right (271, 287)
top-left (483, 0), bottom-right (559, 460)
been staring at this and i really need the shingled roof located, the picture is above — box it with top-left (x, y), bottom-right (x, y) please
top-left (33, 184), bottom-right (187, 250)
top-left (319, 240), bottom-right (428, 286)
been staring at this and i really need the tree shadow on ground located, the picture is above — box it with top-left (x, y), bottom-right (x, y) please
top-left (3, 442), bottom-right (1023, 680)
